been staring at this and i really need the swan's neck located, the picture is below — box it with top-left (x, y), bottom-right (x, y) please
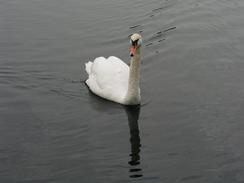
top-left (124, 49), bottom-right (141, 105)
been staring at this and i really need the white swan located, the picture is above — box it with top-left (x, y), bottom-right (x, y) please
top-left (85, 33), bottom-right (142, 105)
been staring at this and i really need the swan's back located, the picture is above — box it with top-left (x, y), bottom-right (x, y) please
top-left (85, 56), bottom-right (129, 103)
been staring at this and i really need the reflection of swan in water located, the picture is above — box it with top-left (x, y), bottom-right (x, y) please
top-left (125, 105), bottom-right (142, 178)
top-left (87, 91), bottom-right (143, 178)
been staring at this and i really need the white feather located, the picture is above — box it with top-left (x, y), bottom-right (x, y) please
top-left (85, 33), bottom-right (142, 105)
top-left (85, 56), bottom-right (130, 104)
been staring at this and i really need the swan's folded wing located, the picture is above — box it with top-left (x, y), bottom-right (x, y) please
top-left (86, 56), bottom-right (129, 101)
top-left (85, 61), bottom-right (92, 74)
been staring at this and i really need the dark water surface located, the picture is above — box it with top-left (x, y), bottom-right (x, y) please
top-left (1, 0), bottom-right (244, 182)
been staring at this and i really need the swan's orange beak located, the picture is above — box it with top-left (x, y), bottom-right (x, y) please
top-left (130, 46), bottom-right (136, 57)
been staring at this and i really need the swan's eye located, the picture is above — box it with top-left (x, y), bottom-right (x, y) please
top-left (138, 39), bottom-right (142, 46)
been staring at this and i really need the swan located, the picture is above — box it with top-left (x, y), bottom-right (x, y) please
top-left (85, 33), bottom-right (142, 105)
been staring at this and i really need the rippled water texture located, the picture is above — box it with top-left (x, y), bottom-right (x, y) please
top-left (1, 0), bottom-right (244, 182)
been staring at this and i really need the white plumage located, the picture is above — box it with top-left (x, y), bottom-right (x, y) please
top-left (85, 56), bottom-right (130, 104)
top-left (85, 33), bottom-right (142, 105)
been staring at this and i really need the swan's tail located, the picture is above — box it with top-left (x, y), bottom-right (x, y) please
top-left (85, 61), bottom-right (93, 74)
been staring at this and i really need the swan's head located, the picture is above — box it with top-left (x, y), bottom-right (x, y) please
top-left (130, 33), bottom-right (142, 57)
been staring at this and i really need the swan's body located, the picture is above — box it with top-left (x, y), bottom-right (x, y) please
top-left (85, 33), bottom-right (142, 105)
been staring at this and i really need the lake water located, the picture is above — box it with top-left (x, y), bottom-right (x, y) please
top-left (1, 0), bottom-right (244, 182)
